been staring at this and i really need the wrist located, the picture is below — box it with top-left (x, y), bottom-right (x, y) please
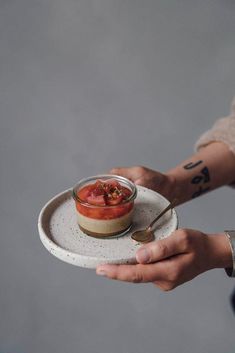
top-left (161, 173), bottom-right (181, 205)
top-left (165, 170), bottom-right (190, 205)
top-left (224, 231), bottom-right (235, 277)
top-left (206, 233), bottom-right (233, 270)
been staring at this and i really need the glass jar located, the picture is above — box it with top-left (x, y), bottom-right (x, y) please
top-left (72, 174), bottom-right (137, 238)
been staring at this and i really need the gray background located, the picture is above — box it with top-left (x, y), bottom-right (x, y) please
top-left (0, 0), bottom-right (235, 352)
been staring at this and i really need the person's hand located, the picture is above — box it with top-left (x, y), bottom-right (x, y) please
top-left (110, 166), bottom-right (177, 203)
top-left (96, 229), bottom-right (232, 290)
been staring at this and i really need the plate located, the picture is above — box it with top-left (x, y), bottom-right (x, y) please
top-left (38, 186), bottom-right (178, 269)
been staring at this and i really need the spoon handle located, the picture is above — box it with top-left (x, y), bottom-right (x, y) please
top-left (147, 198), bottom-right (178, 231)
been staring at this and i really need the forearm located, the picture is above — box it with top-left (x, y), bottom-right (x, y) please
top-left (166, 141), bottom-right (235, 205)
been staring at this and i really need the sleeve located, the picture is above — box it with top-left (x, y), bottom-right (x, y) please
top-left (195, 97), bottom-right (235, 155)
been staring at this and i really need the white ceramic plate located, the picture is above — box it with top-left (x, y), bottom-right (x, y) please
top-left (38, 186), bottom-right (178, 269)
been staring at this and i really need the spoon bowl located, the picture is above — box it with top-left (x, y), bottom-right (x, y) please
top-left (131, 198), bottom-right (178, 243)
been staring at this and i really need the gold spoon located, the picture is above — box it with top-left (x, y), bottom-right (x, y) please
top-left (131, 198), bottom-right (178, 243)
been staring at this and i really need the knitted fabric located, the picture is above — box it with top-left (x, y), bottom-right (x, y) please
top-left (195, 97), bottom-right (235, 155)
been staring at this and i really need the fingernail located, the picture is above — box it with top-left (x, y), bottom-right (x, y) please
top-left (136, 248), bottom-right (150, 263)
top-left (96, 268), bottom-right (107, 276)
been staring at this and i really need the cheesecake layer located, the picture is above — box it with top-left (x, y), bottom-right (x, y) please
top-left (77, 210), bottom-right (133, 236)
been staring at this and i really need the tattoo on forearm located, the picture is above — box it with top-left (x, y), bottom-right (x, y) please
top-left (191, 167), bottom-right (210, 184)
top-left (192, 186), bottom-right (210, 199)
top-left (183, 160), bottom-right (211, 199)
top-left (183, 160), bottom-right (203, 170)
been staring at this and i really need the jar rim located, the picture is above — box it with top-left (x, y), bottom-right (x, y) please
top-left (72, 174), bottom-right (137, 208)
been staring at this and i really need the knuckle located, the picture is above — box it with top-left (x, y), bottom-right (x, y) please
top-left (179, 229), bottom-right (192, 250)
top-left (157, 242), bottom-right (168, 258)
top-left (136, 166), bottom-right (145, 173)
top-left (167, 270), bottom-right (178, 283)
top-left (165, 261), bottom-right (182, 285)
top-left (110, 268), bottom-right (119, 280)
top-left (163, 283), bottom-right (176, 291)
top-left (110, 168), bottom-right (119, 174)
top-left (132, 273), bottom-right (143, 283)
top-left (154, 282), bottom-right (175, 291)
top-left (178, 228), bottom-right (188, 239)
top-left (131, 267), bottom-right (144, 283)
top-left (135, 176), bottom-right (145, 185)
top-left (164, 262), bottom-right (179, 283)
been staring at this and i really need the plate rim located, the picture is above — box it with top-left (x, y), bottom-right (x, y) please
top-left (38, 186), bottom-right (179, 268)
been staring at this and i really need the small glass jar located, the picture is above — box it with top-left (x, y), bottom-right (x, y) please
top-left (72, 174), bottom-right (137, 238)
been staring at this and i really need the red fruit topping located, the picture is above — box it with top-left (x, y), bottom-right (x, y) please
top-left (106, 194), bottom-right (123, 206)
top-left (76, 178), bottom-right (134, 219)
top-left (87, 194), bottom-right (106, 206)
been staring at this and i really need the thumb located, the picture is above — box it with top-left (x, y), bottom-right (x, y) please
top-left (136, 232), bottom-right (182, 264)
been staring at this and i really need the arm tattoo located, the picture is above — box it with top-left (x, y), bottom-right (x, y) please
top-left (192, 186), bottom-right (210, 199)
top-left (191, 167), bottom-right (210, 184)
top-left (183, 160), bottom-right (203, 170)
top-left (183, 160), bottom-right (211, 199)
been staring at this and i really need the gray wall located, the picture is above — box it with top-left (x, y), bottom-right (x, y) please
top-left (1, 1), bottom-right (235, 352)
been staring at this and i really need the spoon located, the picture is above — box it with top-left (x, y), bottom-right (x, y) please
top-left (131, 198), bottom-right (178, 243)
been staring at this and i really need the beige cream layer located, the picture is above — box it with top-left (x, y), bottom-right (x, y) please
top-left (77, 210), bottom-right (133, 235)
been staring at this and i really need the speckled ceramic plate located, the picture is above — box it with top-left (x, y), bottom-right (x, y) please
top-left (38, 186), bottom-right (178, 269)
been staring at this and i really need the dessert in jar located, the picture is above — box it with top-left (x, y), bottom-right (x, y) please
top-left (72, 175), bottom-right (137, 238)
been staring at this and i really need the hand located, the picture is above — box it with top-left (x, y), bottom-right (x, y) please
top-left (110, 166), bottom-right (177, 203)
top-left (96, 229), bottom-right (232, 290)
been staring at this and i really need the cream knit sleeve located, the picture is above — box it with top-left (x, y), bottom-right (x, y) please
top-left (195, 97), bottom-right (235, 155)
